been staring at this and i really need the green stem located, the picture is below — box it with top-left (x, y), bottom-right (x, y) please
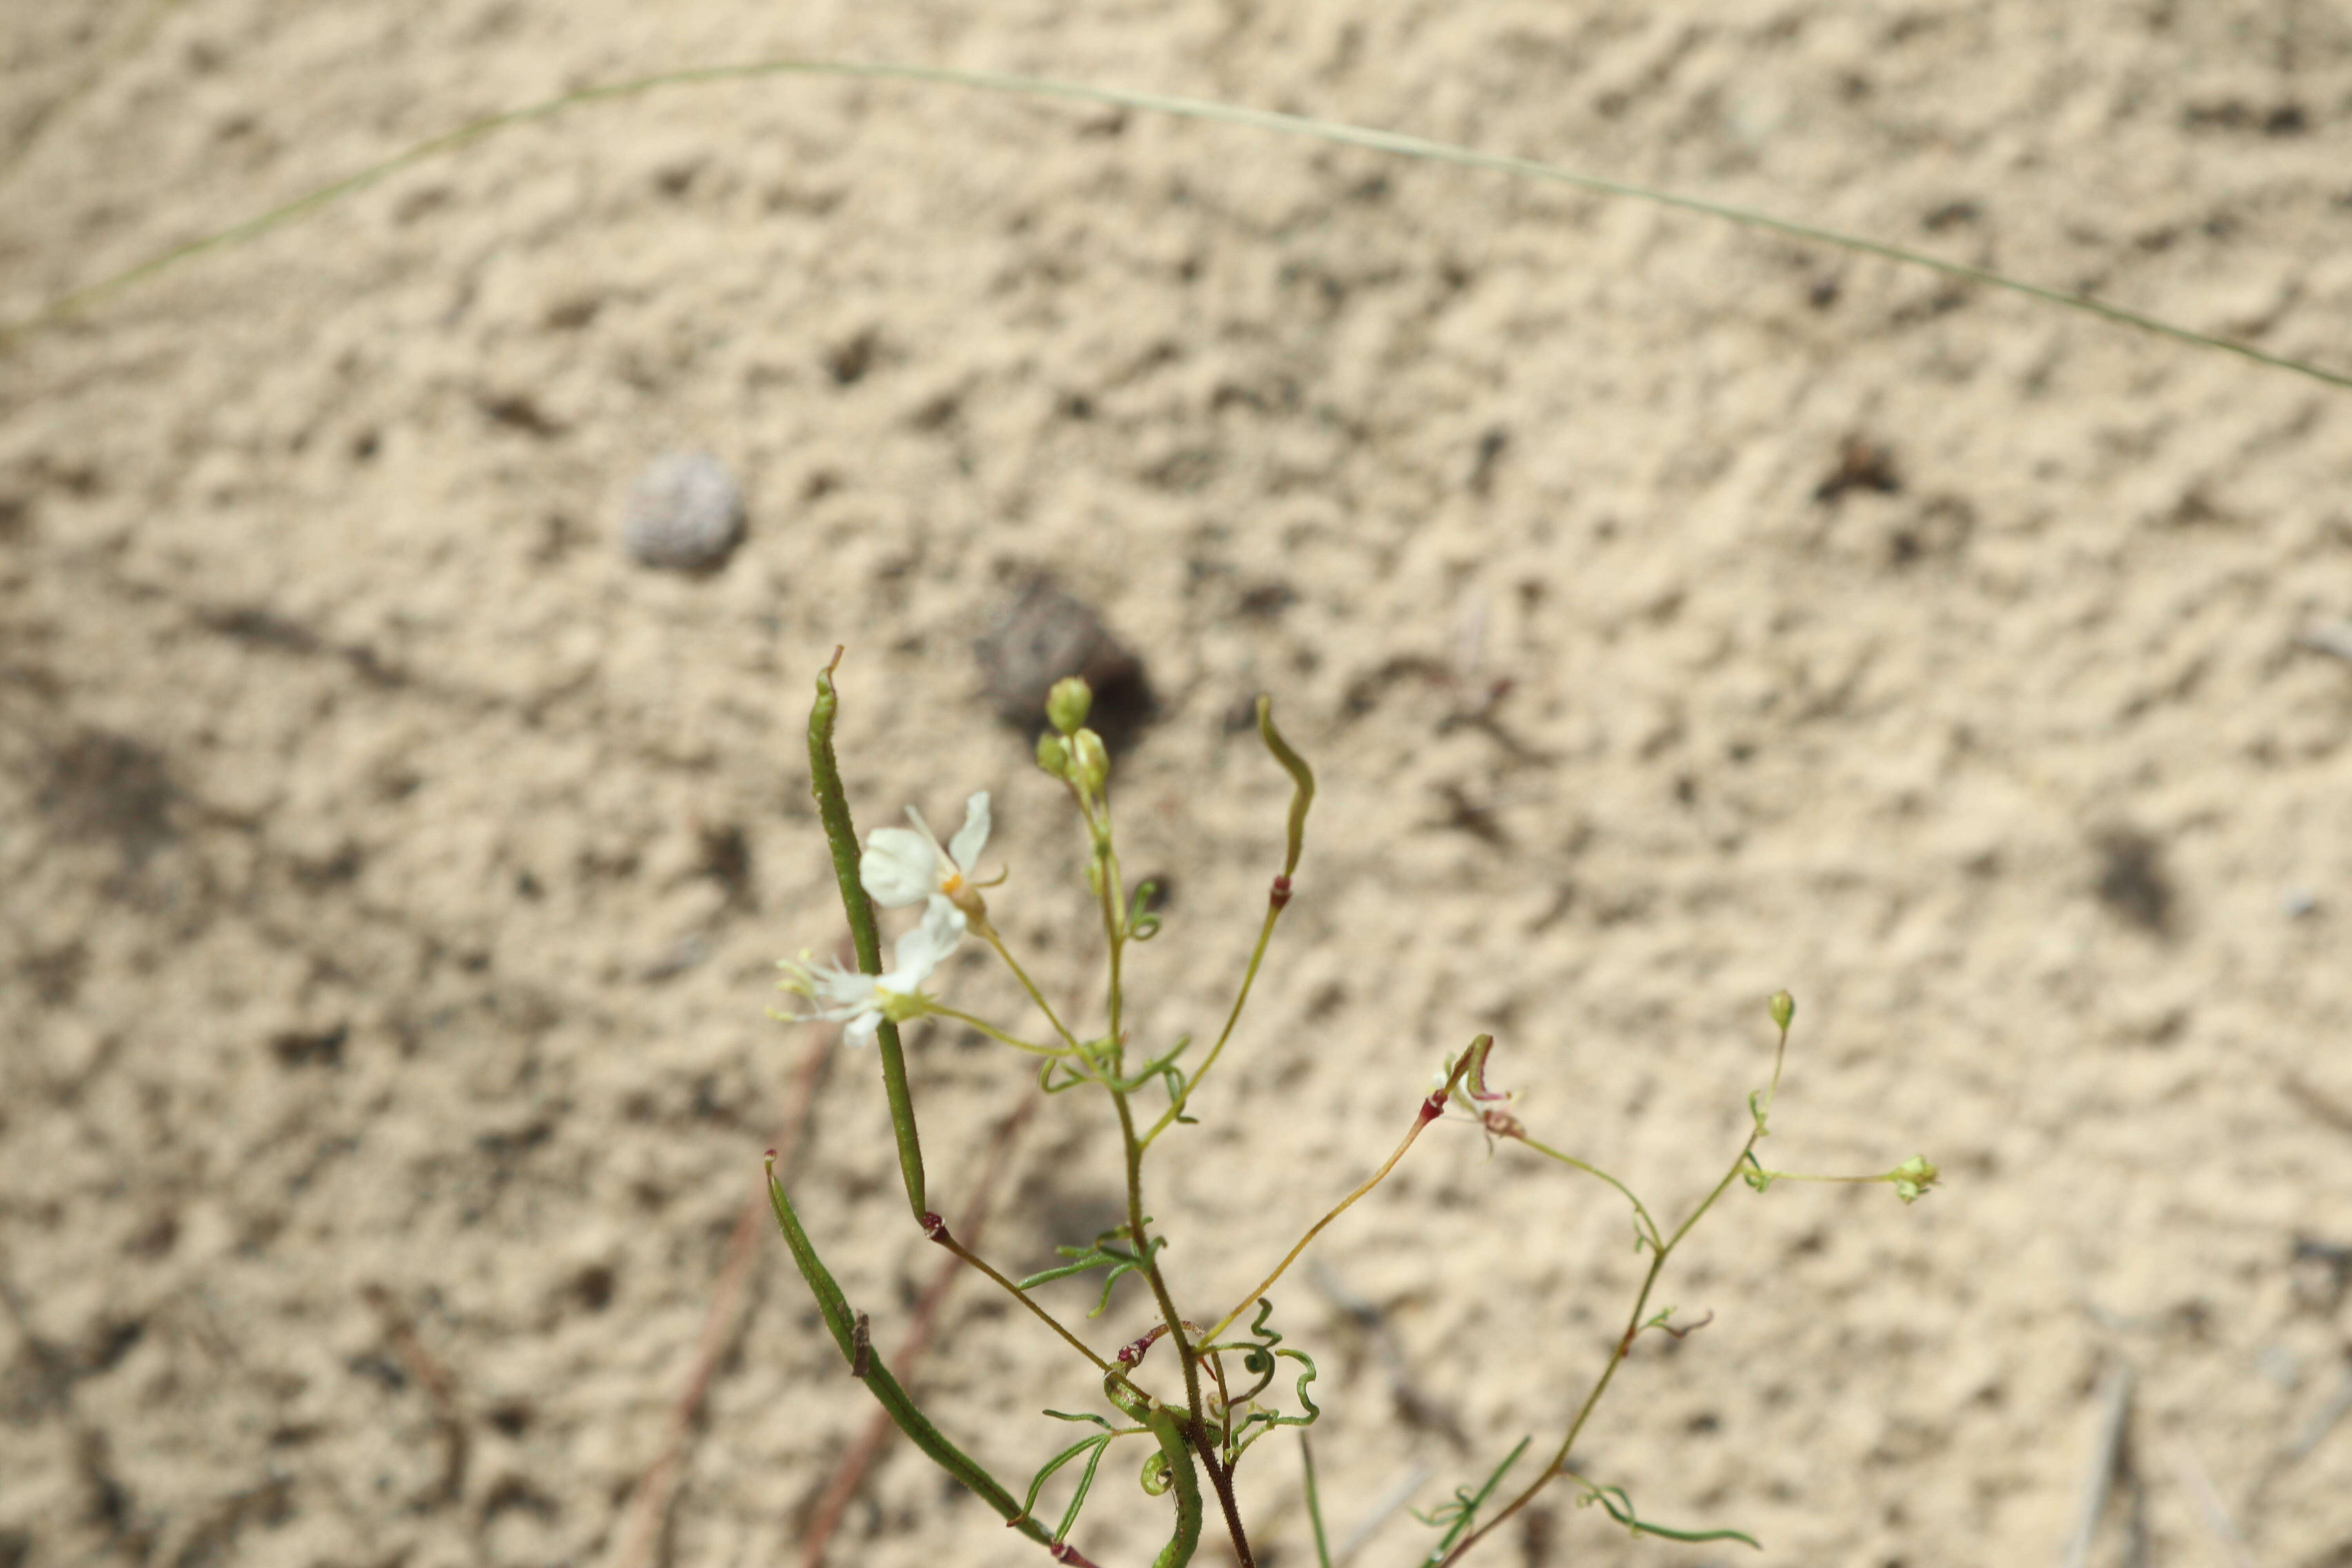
top-left (1143, 695), bottom-right (1314, 1145)
top-left (1436, 1250), bottom-right (1669, 1566)
top-left (976, 921), bottom-right (1084, 1051)
top-left (1511, 1136), bottom-right (1662, 1250)
top-left (927, 1005), bottom-right (1072, 1059)
top-left (1095, 806), bottom-right (1128, 1060)
top-left (1748, 1170), bottom-right (1895, 1185)
top-left (807, 650), bottom-right (925, 1221)
top-left (1111, 1083), bottom-right (1252, 1564)
top-left (928, 1229), bottom-right (1111, 1373)
top-left (1439, 1018), bottom-right (1795, 1564)
top-left (1143, 899), bottom-right (1283, 1146)
top-left (1113, 1092), bottom-right (1204, 1421)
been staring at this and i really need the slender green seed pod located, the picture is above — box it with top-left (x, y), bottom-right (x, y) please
top-left (807, 651), bottom-right (926, 1220)
top-left (768, 1166), bottom-right (1054, 1550)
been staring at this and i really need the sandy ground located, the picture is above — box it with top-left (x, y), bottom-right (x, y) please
top-left (5, 2), bottom-right (2352, 1566)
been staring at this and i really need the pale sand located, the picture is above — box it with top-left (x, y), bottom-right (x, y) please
top-left (4, 4), bottom-right (2351, 1566)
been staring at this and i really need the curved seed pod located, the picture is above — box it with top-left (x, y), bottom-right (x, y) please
top-left (1254, 695), bottom-right (1315, 878)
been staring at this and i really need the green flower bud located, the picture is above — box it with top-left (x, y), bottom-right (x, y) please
top-left (1072, 727), bottom-right (1110, 793)
top-left (1047, 677), bottom-right (1093, 737)
top-left (1036, 731), bottom-right (1072, 780)
top-left (1768, 991), bottom-right (1796, 1032)
top-left (1890, 1155), bottom-right (1940, 1204)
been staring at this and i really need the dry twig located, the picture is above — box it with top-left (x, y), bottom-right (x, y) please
top-left (2062, 1364), bottom-right (2134, 1568)
top-left (605, 1022), bottom-right (836, 1568)
top-left (2160, 1437), bottom-right (2259, 1568)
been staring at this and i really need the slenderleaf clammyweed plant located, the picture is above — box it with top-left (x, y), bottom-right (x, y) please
top-left (32, 50), bottom-right (2347, 1567)
top-left (769, 647), bottom-right (1940, 1567)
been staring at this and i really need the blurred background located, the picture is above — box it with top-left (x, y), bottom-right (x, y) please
top-left (4, 2), bottom-right (2350, 1565)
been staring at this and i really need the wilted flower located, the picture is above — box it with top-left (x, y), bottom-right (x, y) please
top-left (862, 792), bottom-right (991, 917)
top-left (1430, 1035), bottom-right (1518, 1134)
top-left (777, 896), bottom-right (966, 1047)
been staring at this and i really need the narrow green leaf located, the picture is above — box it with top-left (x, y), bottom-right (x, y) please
top-left (1056, 1433), bottom-right (1116, 1542)
top-left (1418, 1437), bottom-right (1530, 1562)
top-left (1301, 1434), bottom-right (1334, 1568)
top-left (1581, 1481), bottom-right (1760, 1549)
top-left (1022, 1433), bottom-right (1115, 1522)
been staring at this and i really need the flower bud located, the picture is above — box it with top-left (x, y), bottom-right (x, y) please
top-left (1036, 731), bottom-right (1073, 780)
top-left (1072, 727), bottom-right (1110, 793)
top-left (1047, 677), bottom-right (1093, 737)
top-left (1890, 1154), bottom-right (1940, 1204)
top-left (1768, 991), bottom-right (1795, 1032)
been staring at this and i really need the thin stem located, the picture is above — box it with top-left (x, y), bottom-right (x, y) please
top-left (926, 1005), bottom-right (1073, 1059)
top-left (1437, 1251), bottom-right (1668, 1565)
top-left (1112, 1092), bottom-right (1204, 1419)
top-left (1440, 1021), bottom-right (1796, 1564)
top-left (929, 1232), bottom-right (1111, 1374)
top-left (1749, 1170), bottom-right (1895, 1185)
top-left (1759, 1017), bottom-right (1793, 1125)
top-left (1095, 808), bottom-right (1128, 1058)
top-left (1202, 1098), bottom-right (1442, 1347)
top-left (1511, 1136), bottom-right (1662, 1250)
top-left (1205, 1351), bottom-right (1236, 1463)
top-left (975, 921), bottom-right (1084, 1052)
top-left (1111, 1084), bottom-right (1249, 1563)
top-left (1195, 1437), bottom-right (1256, 1568)
top-left (1142, 898), bottom-right (1284, 1147)
top-left (16, 62), bottom-right (2350, 394)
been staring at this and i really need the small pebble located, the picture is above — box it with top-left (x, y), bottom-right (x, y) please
top-left (621, 452), bottom-right (744, 573)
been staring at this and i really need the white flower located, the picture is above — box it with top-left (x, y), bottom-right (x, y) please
top-left (861, 791), bottom-right (991, 912)
top-left (777, 896), bottom-right (967, 1047)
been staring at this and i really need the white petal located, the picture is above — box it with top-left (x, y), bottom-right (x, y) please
top-left (885, 897), bottom-right (967, 989)
top-left (861, 826), bottom-right (942, 907)
top-left (947, 791), bottom-right (992, 873)
top-left (841, 1007), bottom-right (882, 1048)
top-left (811, 963), bottom-right (880, 1011)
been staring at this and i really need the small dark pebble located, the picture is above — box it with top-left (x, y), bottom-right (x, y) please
top-left (2092, 825), bottom-right (2176, 937)
top-left (1815, 435), bottom-right (1901, 503)
top-left (973, 577), bottom-right (1157, 753)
